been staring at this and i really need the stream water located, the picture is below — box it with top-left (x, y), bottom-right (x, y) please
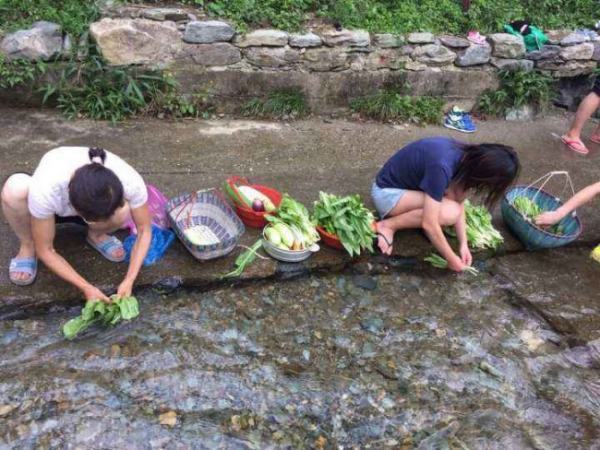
top-left (1, 257), bottom-right (599, 449)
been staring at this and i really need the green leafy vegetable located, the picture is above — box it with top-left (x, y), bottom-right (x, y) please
top-left (312, 191), bottom-right (376, 257)
top-left (446, 200), bottom-right (503, 251)
top-left (62, 296), bottom-right (140, 340)
top-left (513, 196), bottom-right (564, 235)
top-left (424, 253), bottom-right (479, 275)
top-left (266, 194), bottom-right (320, 247)
top-left (222, 240), bottom-right (262, 278)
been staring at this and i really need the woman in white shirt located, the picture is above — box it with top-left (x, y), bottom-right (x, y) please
top-left (1, 147), bottom-right (152, 302)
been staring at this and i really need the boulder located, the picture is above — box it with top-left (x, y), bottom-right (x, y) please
top-left (365, 49), bottom-right (408, 70)
top-left (560, 32), bottom-right (589, 46)
top-left (487, 33), bottom-right (526, 58)
top-left (407, 32), bottom-right (435, 44)
top-left (89, 18), bottom-right (182, 66)
top-left (455, 44), bottom-right (491, 66)
top-left (302, 48), bottom-right (349, 71)
top-left (183, 21), bottom-right (235, 44)
top-left (0, 21), bottom-right (63, 60)
top-left (244, 46), bottom-right (300, 68)
top-left (141, 8), bottom-right (189, 22)
top-left (404, 60), bottom-right (428, 71)
top-left (537, 60), bottom-right (596, 77)
top-left (545, 30), bottom-right (571, 45)
top-left (235, 29), bottom-right (288, 47)
top-left (593, 43), bottom-right (600, 62)
top-left (321, 29), bottom-right (369, 47)
top-left (525, 45), bottom-right (561, 61)
top-left (373, 33), bottom-right (405, 48)
top-left (289, 32), bottom-right (322, 48)
top-left (490, 58), bottom-right (534, 71)
top-left (412, 44), bottom-right (456, 66)
top-left (560, 42), bottom-right (594, 60)
top-left (183, 43), bottom-right (241, 66)
top-left (439, 36), bottom-right (470, 49)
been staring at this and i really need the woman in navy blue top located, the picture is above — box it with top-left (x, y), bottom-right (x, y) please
top-left (372, 137), bottom-right (520, 272)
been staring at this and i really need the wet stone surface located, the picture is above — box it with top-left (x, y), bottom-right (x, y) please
top-left (1, 250), bottom-right (599, 448)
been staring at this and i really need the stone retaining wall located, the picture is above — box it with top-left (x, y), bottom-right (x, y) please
top-left (2, 5), bottom-right (599, 112)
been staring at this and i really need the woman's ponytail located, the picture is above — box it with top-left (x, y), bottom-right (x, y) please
top-left (88, 147), bottom-right (107, 165)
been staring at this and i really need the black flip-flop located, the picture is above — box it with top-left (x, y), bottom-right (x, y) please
top-left (375, 232), bottom-right (393, 254)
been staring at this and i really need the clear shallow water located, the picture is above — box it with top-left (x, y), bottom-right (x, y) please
top-left (1, 266), bottom-right (599, 449)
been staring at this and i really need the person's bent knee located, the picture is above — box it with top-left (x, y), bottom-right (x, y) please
top-left (440, 199), bottom-right (462, 226)
top-left (1, 174), bottom-right (31, 205)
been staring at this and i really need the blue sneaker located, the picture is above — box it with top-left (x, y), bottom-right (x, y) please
top-left (444, 107), bottom-right (477, 133)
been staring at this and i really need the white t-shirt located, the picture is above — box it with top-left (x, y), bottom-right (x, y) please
top-left (28, 147), bottom-right (148, 219)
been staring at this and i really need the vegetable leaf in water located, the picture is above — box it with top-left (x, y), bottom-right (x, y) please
top-left (312, 192), bottom-right (376, 257)
top-left (424, 253), bottom-right (479, 275)
top-left (62, 296), bottom-right (140, 340)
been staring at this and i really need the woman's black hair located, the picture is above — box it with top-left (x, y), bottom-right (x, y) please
top-left (68, 147), bottom-right (124, 221)
top-left (453, 143), bottom-right (520, 206)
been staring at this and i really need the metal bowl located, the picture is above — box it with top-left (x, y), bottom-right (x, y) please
top-left (261, 228), bottom-right (318, 262)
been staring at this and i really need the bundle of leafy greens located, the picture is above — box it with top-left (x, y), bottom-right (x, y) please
top-left (312, 191), bottom-right (376, 257)
top-left (446, 200), bottom-right (504, 251)
top-left (222, 240), bottom-right (262, 278)
top-left (513, 196), bottom-right (564, 235)
top-left (424, 253), bottom-right (479, 275)
top-left (265, 194), bottom-right (320, 247)
top-left (62, 296), bottom-right (140, 339)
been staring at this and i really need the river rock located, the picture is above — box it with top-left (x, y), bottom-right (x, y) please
top-left (490, 57), bottom-right (534, 71)
top-left (487, 33), bottom-right (526, 58)
top-left (525, 45), bottom-right (561, 61)
top-left (0, 21), bottom-right (64, 60)
top-left (440, 35), bottom-right (470, 49)
top-left (322, 29), bottom-right (370, 47)
top-left (407, 32), bottom-right (435, 44)
top-left (183, 43), bottom-right (241, 65)
top-left (560, 42), bottom-right (594, 60)
top-left (244, 46), bottom-right (300, 68)
top-left (593, 43), bottom-right (600, 61)
top-left (545, 29), bottom-right (571, 45)
top-left (235, 29), bottom-right (288, 47)
top-left (537, 60), bottom-right (596, 77)
top-left (183, 21), bottom-right (235, 44)
top-left (405, 60), bottom-right (428, 71)
top-left (455, 44), bottom-right (491, 66)
top-left (289, 32), bottom-right (322, 48)
top-left (374, 33), bottom-right (404, 48)
top-left (412, 44), bottom-right (456, 66)
top-left (560, 32), bottom-right (589, 46)
top-left (141, 8), bottom-right (189, 22)
top-left (303, 48), bottom-right (349, 71)
top-left (90, 18), bottom-right (182, 66)
top-left (365, 49), bottom-right (408, 70)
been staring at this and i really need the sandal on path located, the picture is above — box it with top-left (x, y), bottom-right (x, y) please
top-left (86, 235), bottom-right (125, 263)
top-left (9, 257), bottom-right (38, 286)
top-left (376, 232), bottom-right (393, 255)
top-left (590, 134), bottom-right (600, 145)
top-left (561, 135), bottom-right (589, 155)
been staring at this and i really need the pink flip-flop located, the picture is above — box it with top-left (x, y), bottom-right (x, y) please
top-left (589, 134), bottom-right (600, 145)
top-left (561, 135), bottom-right (589, 155)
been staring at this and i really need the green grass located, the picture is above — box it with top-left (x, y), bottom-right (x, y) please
top-left (0, 54), bottom-right (46, 89)
top-left (350, 88), bottom-right (444, 124)
top-left (0, 0), bottom-right (99, 37)
top-left (477, 69), bottom-right (554, 116)
top-left (242, 88), bottom-right (309, 119)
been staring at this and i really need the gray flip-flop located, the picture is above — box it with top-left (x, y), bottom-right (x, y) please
top-left (86, 235), bottom-right (125, 263)
top-left (9, 257), bottom-right (38, 286)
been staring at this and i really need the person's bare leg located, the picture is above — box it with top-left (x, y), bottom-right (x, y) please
top-left (1, 174), bottom-right (35, 282)
top-left (376, 191), bottom-right (461, 255)
top-left (86, 203), bottom-right (130, 260)
top-left (565, 92), bottom-right (600, 142)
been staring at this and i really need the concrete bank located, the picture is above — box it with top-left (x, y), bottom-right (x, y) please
top-left (0, 108), bottom-right (599, 318)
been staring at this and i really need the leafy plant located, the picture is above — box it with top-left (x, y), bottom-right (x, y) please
top-left (424, 253), bottom-right (479, 275)
top-left (222, 240), bottom-right (262, 278)
top-left (62, 296), bottom-right (140, 339)
top-left (312, 191), bottom-right (375, 257)
top-left (350, 88), bottom-right (444, 124)
top-left (145, 82), bottom-right (215, 119)
top-left (477, 69), bottom-right (554, 117)
top-left (242, 88), bottom-right (308, 119)
top-left (0, 54), bottom-right (46, 89)
top-left (0, 0), bottom-right (99, 37)
top-left (42, 53), bottom-right (181, 123)
top-left (446, 200), bottom-right (504, 251)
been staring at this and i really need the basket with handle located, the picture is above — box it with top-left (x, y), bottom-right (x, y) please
top-left (166, 188), bottom-right (245, 260)
top-left (501, 171), bottom-right (582, 249)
